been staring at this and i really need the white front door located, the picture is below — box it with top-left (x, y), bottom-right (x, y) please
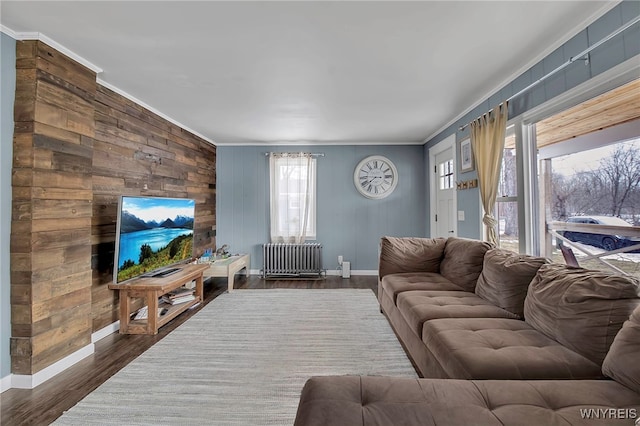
top-left (429, 134), bottom-right (457, 238)
top-left (433, 147), bottom-right (456, 238)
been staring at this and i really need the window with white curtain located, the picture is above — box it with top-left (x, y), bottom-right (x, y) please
top-left (269, 153), bottom-right (316, 243)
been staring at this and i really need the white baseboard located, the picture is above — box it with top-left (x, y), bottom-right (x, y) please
top-left (92, 321), bottom-right (120, 343)
top-left (11, 343), bottom-right (94, 389)
top-left (1, 373), bottom-right (12, 393)
top-left (252, 269), bottom-right (378, 277)
top-left (325, 269), bottom-right (378, 276)
top-left (2, 323), bottom-right (120, 392)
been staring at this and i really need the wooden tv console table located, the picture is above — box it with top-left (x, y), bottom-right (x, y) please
top-left (108, 263), bottom-right (210, 335)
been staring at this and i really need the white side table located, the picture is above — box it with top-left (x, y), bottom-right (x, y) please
top-left (203, 254), bottom-right (250, 292)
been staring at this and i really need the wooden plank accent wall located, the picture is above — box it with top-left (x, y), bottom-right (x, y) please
top-left (92, 84), bottom-right (216, 331)
top-left (10, 40), bottom-right (216, 375)
top-left (11, 40), bottom-right (95, 375)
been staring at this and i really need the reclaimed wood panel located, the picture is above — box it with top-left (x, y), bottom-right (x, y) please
top-left (11, 40), bottom-right (96, 375)
top-left (11, 39), bottom-right (216, 375)
top-left (35, 42), bottom-right (96, 95)
top-left (31, 259), bottom-right (89, 282)
top-left (92, 82), bottom-right (216, 332)
top-left (31, 217), bottom-right (92, 233)
top-left (33, 122), bottom-right (83, 145)
top-left (32, 287), bottom-right (92, 323)
top-left (31, 314), bottom-right (92, 373)
top-left (13, 68), bottom-right (36, 123)
top-left (37, 79), bottom-right (95, 116)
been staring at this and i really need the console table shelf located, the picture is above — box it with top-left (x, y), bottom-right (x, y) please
top-left (108, 263), bottom-right (209, 335)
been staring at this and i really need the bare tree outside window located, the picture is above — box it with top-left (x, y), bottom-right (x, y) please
top-left (495, 142), bottom-right (519, 251)
top-left (498, 148), bottom-right (518, 236)
top-left (596, 144), bottom-right (640, 220)
top-left (550, 138), bottom-right (640, 278)
top-left (551, 140), bottom-right (640, 224)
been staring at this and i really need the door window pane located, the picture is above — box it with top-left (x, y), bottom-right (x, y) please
top-left (439, 160), bottom-right (454, 190)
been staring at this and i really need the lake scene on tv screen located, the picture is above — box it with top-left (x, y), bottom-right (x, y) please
top-left (116, 197), bottom-right (195, 282)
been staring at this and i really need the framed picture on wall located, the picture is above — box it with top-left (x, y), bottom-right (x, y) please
top-left (460, 139), bottom-right (474, 172)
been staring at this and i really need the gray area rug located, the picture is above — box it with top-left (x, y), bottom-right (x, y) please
top-left (55, 289), bottom-right (417, 425)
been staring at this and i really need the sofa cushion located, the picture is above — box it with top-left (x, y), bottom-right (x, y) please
top-left (524, 263), bottom-right (640, 365)
top-left (396, 290), bottom-right (518, 337)
top-left (294, 376), bottom-right (640, 426)
top-left (296, 376), bottom-right (501, 426)
top-left (603, 305), bottom-right (640, 394)
top-left (422, 318), bottom-right (602, 380)
top-left (379, 236), bottom-right (445, 279)
top-left (381, 272), bottom-right (464, 305)
top-left (439, 237), bottom-right (492, 292)
top-left (475, 248), bottom-right (549, 318)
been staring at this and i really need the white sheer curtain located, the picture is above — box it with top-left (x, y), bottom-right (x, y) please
top-left (269, 152), bottom-right (315, 243)
top-left (470, 102), bottom-right (509, 246)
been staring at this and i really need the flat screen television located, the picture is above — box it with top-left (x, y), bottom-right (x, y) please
top-left (113, 195), bottom-right (196, 284)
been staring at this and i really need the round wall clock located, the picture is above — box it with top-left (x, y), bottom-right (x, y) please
top-left (353, 155), bottom-right (398, 199)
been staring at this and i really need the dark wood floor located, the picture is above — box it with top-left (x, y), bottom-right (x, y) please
top-left (1, 275), bottom-right (378, 425)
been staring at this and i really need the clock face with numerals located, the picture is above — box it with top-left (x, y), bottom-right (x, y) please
top-left (354, 155), bottom-right (398, 199)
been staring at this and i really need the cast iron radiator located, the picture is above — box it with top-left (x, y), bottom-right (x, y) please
top-left (261, 243), bottom-right (324, 278)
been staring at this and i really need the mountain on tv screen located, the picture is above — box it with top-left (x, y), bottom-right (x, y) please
top-left (113, 196), bottom-right (195, 283)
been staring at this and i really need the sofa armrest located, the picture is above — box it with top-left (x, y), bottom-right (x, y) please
top-left (378, 236), bottom-right (446, 280)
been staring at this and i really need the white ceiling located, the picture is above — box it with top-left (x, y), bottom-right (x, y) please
top-left (1, 1), bottom-right (615, 146)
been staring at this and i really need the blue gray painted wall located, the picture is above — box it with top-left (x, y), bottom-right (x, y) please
top-left (1, 32), bottom-right (16, 383)
top-left (424, 1), bottom-right (640, 239)
top-left (217, 145), bottom-right (426, 271)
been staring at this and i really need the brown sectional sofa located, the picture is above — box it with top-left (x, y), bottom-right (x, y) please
top-left (294, 237), bottom-right (640, 425)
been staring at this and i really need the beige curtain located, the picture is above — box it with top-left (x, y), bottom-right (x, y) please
top-left (269, 152), bottom-right (314, 243)
top-left (470, 102), bottom-right (509, 246)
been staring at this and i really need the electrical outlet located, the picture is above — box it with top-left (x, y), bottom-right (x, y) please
top-left (338, 255), bottom-right (343, 265)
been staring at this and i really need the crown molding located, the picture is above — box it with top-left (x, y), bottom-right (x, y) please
top-left (0, 25), bottom-right (17, 39)
top-left (3, 26), bottom-right (103, 74)
top-left (214, 140), bottom-right (424, 147)
top-left (96, 78), bottom-right (216, 146)
top-left (422, 0), bottom-right (621, 144)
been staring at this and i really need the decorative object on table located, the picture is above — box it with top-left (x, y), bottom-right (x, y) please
top-left (353, 155), bottom-right (398, 199)
top-left (460, 138), bottom-right (475, 172)
top-left (216, 244), bottom-right (230, 259)
top-left (198, 248), bottom-right (214, 263)
top-left (161, 286), bottom-right (196, 305)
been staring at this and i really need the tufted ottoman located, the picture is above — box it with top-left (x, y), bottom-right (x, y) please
top-left (294, 376), bottom-right (640, 426)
